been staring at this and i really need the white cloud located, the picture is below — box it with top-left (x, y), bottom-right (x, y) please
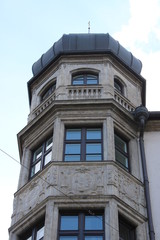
top-left (113, 0), bottom-right (160, 110)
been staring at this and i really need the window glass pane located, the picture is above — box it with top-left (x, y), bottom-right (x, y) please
top-left (44, 151), bottom-right (52, 165)
top-left (26, 237), bottom-right (32, 240)
top-left (31, 161), bottom-right (41, 176)
top-left (42, 83), bottom-right (56, 101)
top-left (86, 129), bottom-right (101, 139)
top-left (86, 155), bottom-right (102, 161)
top-left (85, 215), bottom-right (103, 230)
top-left (33, 147), bottom-right (43, 162)
top-left (46, 137), bottom-right (53, 151)
top-left (65, 155), bottom-right (80, 161)
top-left (73, 75), bottom-right (84, 85)
top-left (60, 237), bottom-right (78, 240)
top-left (60, 216), bottom-right (78, 230)
top-left (65, 144), bottom-right (81, 154)
top-left (85, 237), bottom-right (103, 240)
top-left (114, 81), bottom-right (122, 92)
top-left (86, 144), bottom-right (101, 154)
top-left (115, 135), bottom-right (127, 153)
top-left (115, 150), bottom-right (128, 169)
top-left (72, 80), bottom-right (84, 85)
top-left (86, 75), bottom-right (98, 85)
top-left (66, 129), bottom-right (81, 140)
top-left (36, 226), bottom-right (44, 240)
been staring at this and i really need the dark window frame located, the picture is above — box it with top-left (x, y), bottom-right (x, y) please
top-left (30, 136), bottom-right (53, 178)
top-left (64, 127), bottom-right (103, 162)
top-left (114, 78), bottom-right (124, 95)
top-left (21, 220), bottom-right (44, 240)
top-left (119, 215), bottom-right (136, 240)
top-left (114, 132), bottom-right (130, 171)
top-left (41, 81), bottom-right (56, 102)
top-left (58, 210), bottom-right (104, 240)
top-left (72, 72), bottom-right (99, 86)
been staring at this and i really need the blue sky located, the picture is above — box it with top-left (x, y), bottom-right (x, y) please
top-left (1, 0), bottom-right (160, 239)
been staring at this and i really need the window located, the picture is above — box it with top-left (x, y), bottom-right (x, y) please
top-left (58, 211), bottom-right (104, 240)
top-left (72, 73), bottom-right (98, 85)
top-left (21, 222), bottom-right (44, 240)
top-left (64, 127), bottom-right (102, 162)
top-left (114, 78), bottom-right (123, 95)
top-left (30, 136), bottom-right (53, 177)
top-left (119, 216), bottom-right (136, 240)
top-left (41, 82), bottom-right (56, 101)
top-left (114, 133), bottom-right (129, 170)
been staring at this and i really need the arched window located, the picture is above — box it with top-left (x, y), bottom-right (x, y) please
top-left (72, 73), bottom-right (98, 85)
top-left (41, 82), bottom-right (56, 101)
top-left (114, 78), bottom-right (123, 95)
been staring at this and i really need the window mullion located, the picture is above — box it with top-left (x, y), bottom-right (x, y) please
top-left (81, 128), bottom-right (86, 161)
top-left (41, 142), bottom-right (46, 170)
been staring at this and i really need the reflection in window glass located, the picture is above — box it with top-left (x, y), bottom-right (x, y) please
top-left (60, 216), bottom-right (78, 230)
top-left (115, 133), bottom-right (129, 170)
top-left (85, 237), bottom-right (103, 240)
top-left (85, 215), bottom-right (103, 230)
top-left (60, 237), bottom-right (78, 240)
top-left (44, 151), bottom-right (52, 165)
top-left (30, 136), bottom-right (53, 178)
top-left (59, 212), bottom-right (104, 240)
top-left (64, 127), bottom-right (102, 162)
top-left (86, 144), bottom-right (101, 154)
top-left (86, 129), bottom-right (101, 140)
top-left (66, 129), bottom-right (81, 140)
top-left (42, 83), bottom-right (56, 101)
top-left (36, 226), bottom-right (44, 240)
top-left (46, 137), bottom-right (53, 151)
top-left (33, 147), bottom-right (43, 162)
top-left (115, 150), bottom-right (128, 169)
top-left (72, 74), bottom-right (98, 85)
top-left (65, 144), bottom-right (81, 154)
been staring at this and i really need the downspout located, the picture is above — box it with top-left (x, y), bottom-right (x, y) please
top-left (134, 106), bottom-right (155, 240)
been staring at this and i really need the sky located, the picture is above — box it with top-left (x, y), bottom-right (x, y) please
top-left (0, 0), bottom-right (160, 239)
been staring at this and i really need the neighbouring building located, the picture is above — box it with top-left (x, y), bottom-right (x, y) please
top-left (9, 33), bottom-right (159, 240)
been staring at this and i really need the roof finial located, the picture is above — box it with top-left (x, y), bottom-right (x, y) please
top-left (88, 21), bottom-right (90, 33)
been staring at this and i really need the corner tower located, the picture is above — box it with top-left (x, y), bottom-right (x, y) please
top-left (9, 34), bottom-right (148, 240)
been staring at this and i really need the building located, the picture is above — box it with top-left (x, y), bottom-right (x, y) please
top-left (8, 33), bottom-right (159, 240)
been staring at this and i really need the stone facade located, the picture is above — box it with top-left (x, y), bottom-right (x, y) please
top-left (9, 35), bottom-right (149, 240)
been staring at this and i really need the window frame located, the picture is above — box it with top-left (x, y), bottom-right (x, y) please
top-left (114, 132), bottom-right (130, 171)
top-left (21, 221), bottom-right (44, 240)
top-left (63, 127), bottom-right (103, 162)
top-left (72, 73), bottom-right (99, 86)
top-left (58, 210), bottom-right (104, 240)
top-left (41, 81), bottom-right (56, 102)
top-left (30, 136), bottom-right (53, 178)
top-left (114, 77), bottom-right (124, 95)
top-left (119, 216), bottom-right (136, 240)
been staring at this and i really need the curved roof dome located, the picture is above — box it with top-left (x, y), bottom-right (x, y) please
top-left (32, 33), bottom-right (142, 76)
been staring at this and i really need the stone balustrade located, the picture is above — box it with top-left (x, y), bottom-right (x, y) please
top-left (31, 87), bottom-right (135, 120)
top-left (114, 90), bottom-right (135, 112)
top-left (67, 85), bottom-right (103, 99)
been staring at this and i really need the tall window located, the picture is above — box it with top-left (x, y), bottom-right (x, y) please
top-left (114, 133), bottom-right (129, 171)
top-left (41, 82), bottom-right (56, 101)
top-left (21, 222), bottom-right (44, 240)
top-left (119, 216), bottom-right (136, 240)
top-left (64, 127), bottom-right (102, 162)
top-left (58, 211), bottom-right (104, 240)
top-left (30, 136), bottom-right (53, 178)
top-left (114, 78), bottom-right (123, 95)
top-left (72, 73), bottom-right (98, 85)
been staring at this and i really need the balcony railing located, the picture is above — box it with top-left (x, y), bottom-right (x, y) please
top-left (30, 86), bottom-right (135, 121)
top-left (114, 90), bottom-right (135, 112)
top-left (67, 85), bottom-right (103, 99)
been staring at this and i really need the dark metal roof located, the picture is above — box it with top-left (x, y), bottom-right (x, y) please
top-left (32, 33), bottom-right (142, 77)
